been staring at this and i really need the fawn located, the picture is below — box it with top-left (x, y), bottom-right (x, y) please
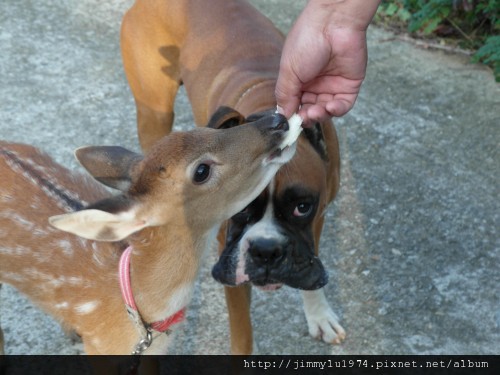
top-left (0, 112), bottom-right (297, 354)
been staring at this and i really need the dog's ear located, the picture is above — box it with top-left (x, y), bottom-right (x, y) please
top-left (207, 106), bottom-right (245, 129)
top-left (303, 123), bottom-right (329, 162)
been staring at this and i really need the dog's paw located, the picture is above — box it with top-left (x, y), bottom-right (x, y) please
top-left (305, 306), bottom-right (346, 344)
top-left (301, 289), bottom-right (346, 345)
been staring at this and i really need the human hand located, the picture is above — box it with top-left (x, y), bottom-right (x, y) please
top-left (276, 0), bottom-right (380, 125)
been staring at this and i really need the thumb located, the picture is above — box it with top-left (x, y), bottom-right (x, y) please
top-left (275, 64), bottom-right (302, 118)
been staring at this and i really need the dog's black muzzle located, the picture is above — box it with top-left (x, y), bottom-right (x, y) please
top-left (212, 235), bottom-right (328, 290)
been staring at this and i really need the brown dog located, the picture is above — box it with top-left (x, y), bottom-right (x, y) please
top-left (121, 0), bottom-right (346, 354)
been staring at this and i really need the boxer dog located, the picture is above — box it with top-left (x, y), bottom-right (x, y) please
top-left (121, 0), bottom-right (346, 354)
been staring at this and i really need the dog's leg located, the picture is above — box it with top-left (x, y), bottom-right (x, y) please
top-left (301, 289), bottom-right (346, 345)
top-left (303, 202), bottom-right (345, 345)
top-left (120, 2), bottom-right (180, 153)
top-left (224, 284), bottom-right (253, 354)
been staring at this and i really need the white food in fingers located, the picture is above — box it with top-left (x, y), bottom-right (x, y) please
top-left (281, 113), bottom-right (303, 149)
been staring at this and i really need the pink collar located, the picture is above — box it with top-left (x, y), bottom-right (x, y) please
top-left (119, 246), bottom-right (185, 333)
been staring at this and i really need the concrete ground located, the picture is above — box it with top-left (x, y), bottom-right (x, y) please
top-left (0, 0), bottom-right (498, 355)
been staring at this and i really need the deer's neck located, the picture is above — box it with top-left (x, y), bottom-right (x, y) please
top-left (125, 222), bottom-right (214, 324)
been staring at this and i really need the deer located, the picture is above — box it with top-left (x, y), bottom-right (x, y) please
top-left (0, 111), bottom-right (298, 354)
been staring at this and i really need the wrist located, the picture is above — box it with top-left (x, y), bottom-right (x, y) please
top-left (305, 0), bottom-right (381, 31)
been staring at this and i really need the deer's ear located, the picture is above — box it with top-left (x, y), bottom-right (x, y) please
top-left (49, 193), bottom-right (150, 241)
top-left (207, 106), bottom-right (245, 129)
top-left (75, 146), bottom-right (142, 191)
top-left (49, 208), bottom-right (147, 242)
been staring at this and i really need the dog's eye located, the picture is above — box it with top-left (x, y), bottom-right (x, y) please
top-left (293, 202), bottom-right (313, 217)
top-left (193, 163), bottom-right (211, 184)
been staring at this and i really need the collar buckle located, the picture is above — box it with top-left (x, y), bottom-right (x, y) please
top-left (131, 329), bottom-right (153, 355)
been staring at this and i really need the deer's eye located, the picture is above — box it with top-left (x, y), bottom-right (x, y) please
top-left (193, 163), bottom-right (211, 184)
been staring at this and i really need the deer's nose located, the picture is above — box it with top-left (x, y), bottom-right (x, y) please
top-left (270, 114), bottom-right (289, 131)
top-left (253, 113), bottom-right (289, 139)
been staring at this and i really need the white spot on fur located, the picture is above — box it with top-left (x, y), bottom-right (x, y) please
top-left (24, 269), bottom-right (87, 288)
top-left (66, 276), bottom-right (84, 285)
top-left (54, 301), bottom-right (69, 309)
top-left (33, 228), bottom-right (49, 236)
top-left (74, 301), bottom-right (99, 315)
top-left (26, 268), bottom-right (55, 282)
top-left (56, 239), bottom-right (74, 257)
top-left (1, 193), bottom-right (13, 202)
top-left (49, 278), bottom-right (63, 288)
top-left (1, 271), bottom-right (27, 283)
top-left (30, 196), bottom-right (42, 209)
top-left (92, 250), bottom-right (105, 267)
top-left (78, 237), bottom-right (89, 250)
top-left (0, 245), bottom-right (30, 256)
top-left (11, 214), bottom-right (35, 230)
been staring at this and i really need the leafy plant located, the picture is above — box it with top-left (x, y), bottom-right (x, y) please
top-left (473, 35), bottom-right (500, 81)
top-left (376, 0), bottom-right (500, 81)
top-left (408, 0), bottom-right (451, 34)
